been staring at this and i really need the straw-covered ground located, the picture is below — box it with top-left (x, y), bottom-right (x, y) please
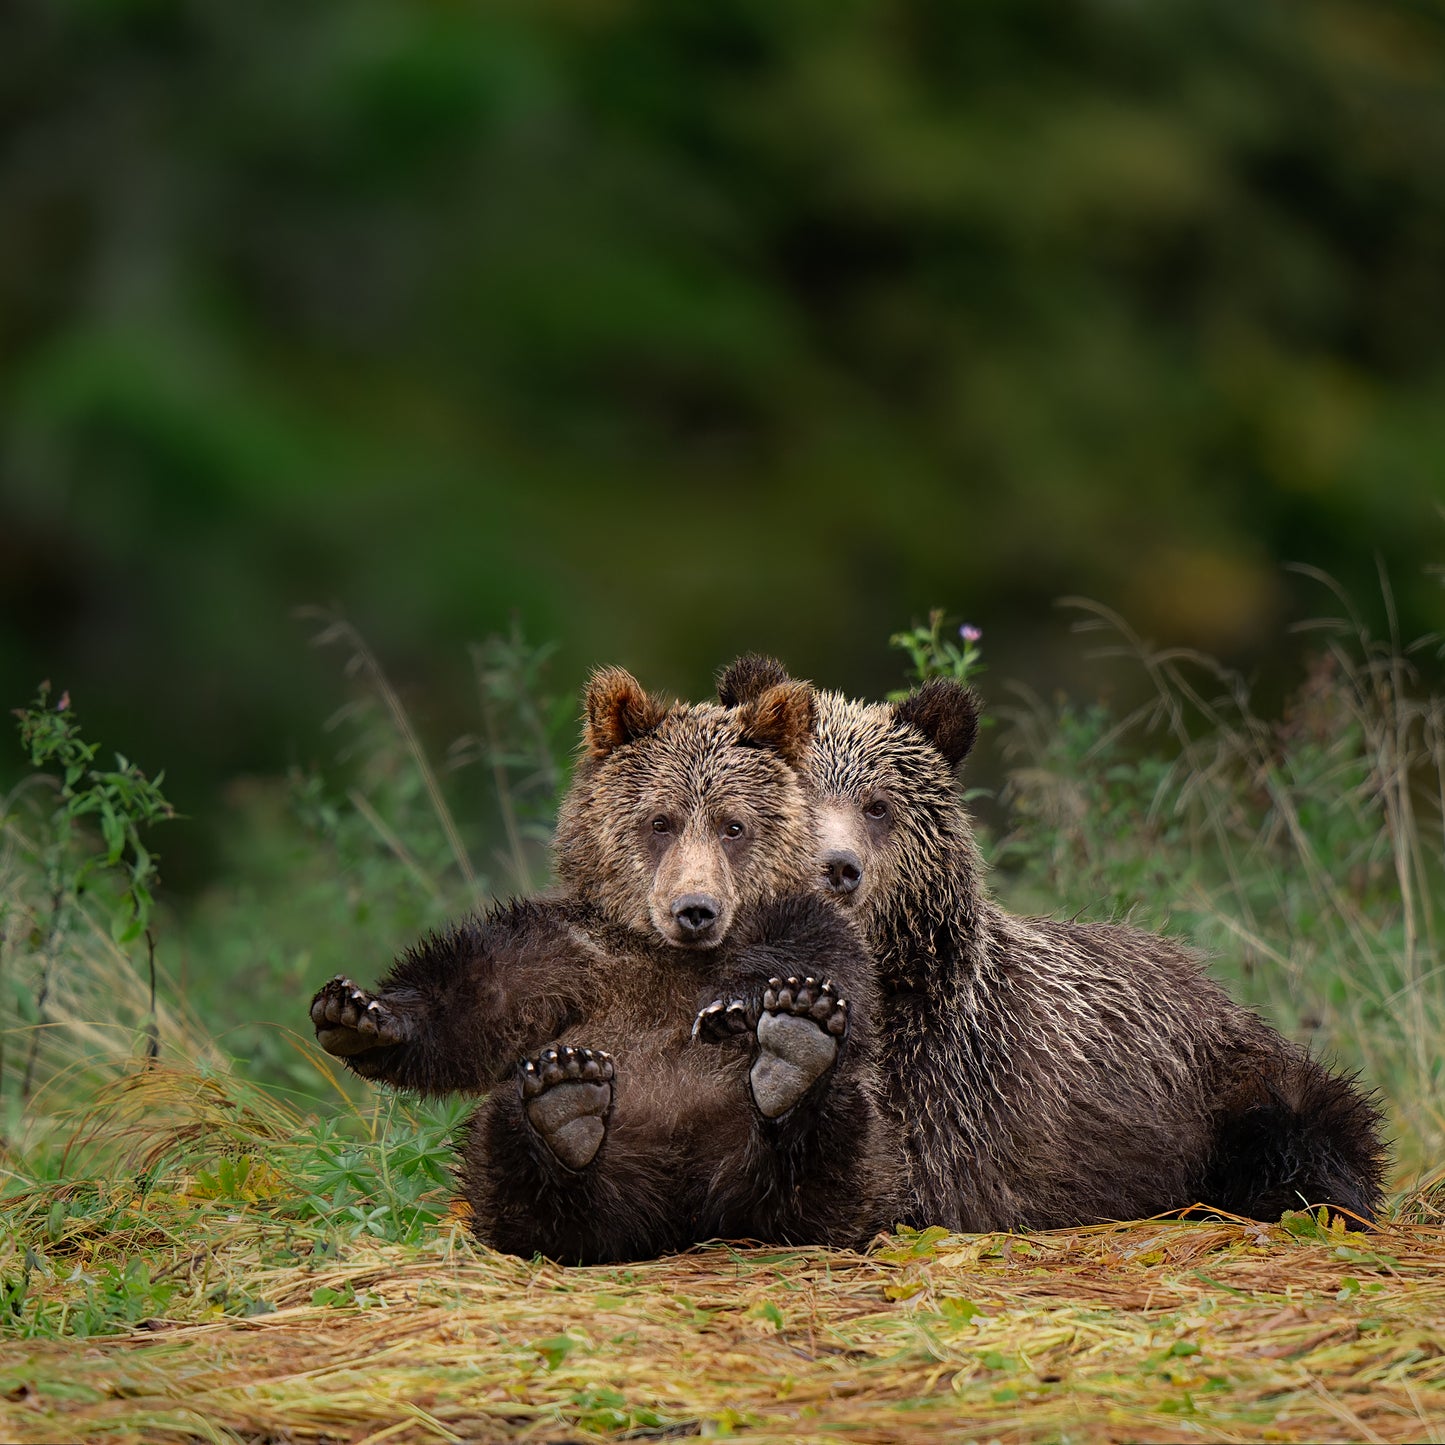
top-left (3, 1147), bottom-right (1445, 1444)
top-left (2, 1063), bottom-right (1444, 1445)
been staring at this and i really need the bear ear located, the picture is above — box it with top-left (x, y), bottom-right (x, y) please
top-left (736, 680), bottom-right (816, 770)
top-left (716, 653), bottom-right (793, 707)
top-left (582, 667), bottom-right (670, 759)
top-left (893, 679), bottom-right (980, 768)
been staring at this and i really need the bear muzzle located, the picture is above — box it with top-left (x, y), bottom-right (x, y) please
top-left (821, 849), bottom-right (863, 897)
top-left (668, 892), bottom-right (725, 946)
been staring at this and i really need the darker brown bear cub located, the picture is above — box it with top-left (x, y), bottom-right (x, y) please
top-left (310, 670), bottom-right (895, 1264)
top-left (719, 656), bottom-right (1388, 1232)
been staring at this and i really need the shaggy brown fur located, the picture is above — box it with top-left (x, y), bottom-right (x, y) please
top-left (718, 655), bottom-right (1388, 1232)
top-left (553, 666), bottom-right (821, 949)
top-left (310, 670), bottom-right (896, 1263)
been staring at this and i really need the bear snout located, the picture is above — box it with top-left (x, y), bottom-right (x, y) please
top-left (670, 892), bottom-right (723, 942)
top-left (821, 849), bottom-right (863, 897)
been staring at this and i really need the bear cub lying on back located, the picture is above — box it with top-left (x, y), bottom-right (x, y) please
top-left (311, 670), bottom-right (896, 1263)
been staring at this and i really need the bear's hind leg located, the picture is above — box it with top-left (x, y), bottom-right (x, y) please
top-left (465, 1047), bottom-right (705, 1263)
top-left (520, 1045), bottom-right (614, 1171)
top-left (695, 975), bottom-right (850, 1120)
top-left (1203, 1054), bottom-right (1387, 1229)
top-left (694, 975), bottom-right (891, 1246)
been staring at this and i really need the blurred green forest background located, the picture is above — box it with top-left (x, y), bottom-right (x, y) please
top-left (3, 0), bottom-right (1445, 891)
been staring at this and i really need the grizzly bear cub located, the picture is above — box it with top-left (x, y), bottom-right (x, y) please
top-left (719, 656), bottom-right (1388, 1231)
top-left (310, 669), bottom-right (895, 1263)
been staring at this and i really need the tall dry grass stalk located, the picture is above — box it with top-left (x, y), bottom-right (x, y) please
top-left (1001, 582), bottom-right (1445, 1185)
top-left (0, 816), bottom-right (228, 1164)
top-left (299, 606), bottom-right (481, 899)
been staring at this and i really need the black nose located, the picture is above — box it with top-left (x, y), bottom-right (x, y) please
top-left (671, 893), bottom-right (720, 936)
top-left (822, 850), bottom-right (863, 896)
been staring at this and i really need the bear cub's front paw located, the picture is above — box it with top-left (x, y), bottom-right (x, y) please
top-left (521, 1045), bottom-right (615, 1171)
top-left (691, 996), bottom-right (755, 1043)
top-left (750, 975), bottom-right (849, 1120)
top-left (310, 976), bottom-right (409, 1057)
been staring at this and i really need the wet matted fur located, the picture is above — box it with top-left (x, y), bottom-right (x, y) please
top-left (718, 655), bottom-right (1388, 1232)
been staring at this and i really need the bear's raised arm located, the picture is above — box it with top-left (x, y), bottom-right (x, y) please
top-left (309, 900), bottom-right (594, 1096)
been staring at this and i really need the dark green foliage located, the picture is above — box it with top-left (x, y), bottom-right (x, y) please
top-left (172, 618), bottom-right (572, 1093)
top-left (285, 1097), bottom-right (465, 1246)
top-left (3, 0), bottom-right (1445, 860)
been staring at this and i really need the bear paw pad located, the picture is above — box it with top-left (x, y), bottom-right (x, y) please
top-left (520, 1046), bottom-right (615, 1171)
top-left (750, 976), bottom-right (848, 1119)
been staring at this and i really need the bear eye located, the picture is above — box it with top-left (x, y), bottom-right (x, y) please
top-left (651, 816), bottom-right (671, 835)
top-left (863, 799), bottom-right (889, 821)
top-left (722, 820), bottom-right (746, 839)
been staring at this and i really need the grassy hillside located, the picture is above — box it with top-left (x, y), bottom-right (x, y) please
top-left (2, 596), bottom-right (1443, 1442)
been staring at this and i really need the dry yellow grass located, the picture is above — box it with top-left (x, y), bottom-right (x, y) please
top-left (4, 1201), bottom-right (1444, 1444)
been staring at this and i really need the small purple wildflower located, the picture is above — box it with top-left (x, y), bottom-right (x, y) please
top-left (959, 624), bottom-right (982, 644)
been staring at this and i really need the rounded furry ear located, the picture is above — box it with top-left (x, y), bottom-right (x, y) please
top-left (717, 653), bottom-right (792, 707)
top-left (893, 679), bottom-right (980, 768)
top-left (736, 680), bottom-right (816, 770)
top-left (582, 667), bottom-right (670, 759)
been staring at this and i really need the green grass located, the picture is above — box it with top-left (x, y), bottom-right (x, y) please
top-left (2, 595), bottom-right (1444, 1441)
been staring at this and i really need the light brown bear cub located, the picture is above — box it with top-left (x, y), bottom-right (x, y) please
top-left (311, 669), bottom-right (896, 1263)
top-left (719, 656), bottom-right (1388, 1232)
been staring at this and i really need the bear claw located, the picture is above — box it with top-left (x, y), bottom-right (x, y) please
top-left (520, 1046), bottom-right (614, 1171)
top-left (310, 977), bottom-right (409, 1056)
top-left (751, 976), bottom-right (849, 1119)
top-left (691, 998), bottom-right (752, 1042)
top-left (694, 977), bottom-right (849, 1116)
top-left (762, 976), bottom-right (849, 1036)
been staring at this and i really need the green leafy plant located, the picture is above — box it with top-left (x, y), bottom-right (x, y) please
top-left (889, 610), bottom-right (986, 699)
top-left (5, 683), bottom-right (176, 1100)
top-left (288, 1096), bottom-right (464, 1245)
top-left (12, 681), bottom-right (175, 946)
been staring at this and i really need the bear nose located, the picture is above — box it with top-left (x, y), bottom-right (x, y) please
top-left (671, 893), bottom-right (721, 937)
top-left (822, 850), bottom-right (863, 896)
